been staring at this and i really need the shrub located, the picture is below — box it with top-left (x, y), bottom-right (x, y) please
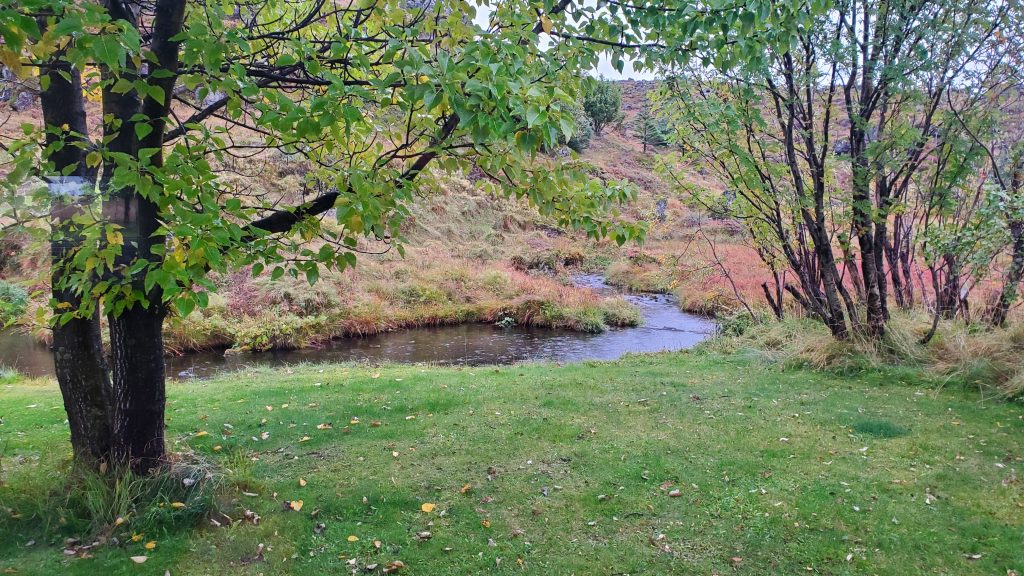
top-left (563, 103), bottom-right (594, 152)
top-left (582, 79), bottom-right (624, 135)
top-left (0, 280), bottom-right (28, 326)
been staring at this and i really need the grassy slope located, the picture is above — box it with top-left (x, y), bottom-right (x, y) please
top-left (1, 353), bottom-right (1022, 575)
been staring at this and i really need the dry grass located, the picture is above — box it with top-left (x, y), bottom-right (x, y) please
top-left (710, 311), bottom-right (1024, 399)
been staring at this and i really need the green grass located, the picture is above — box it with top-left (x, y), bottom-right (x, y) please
top-left (1, 352), bottom-right (1022, 575)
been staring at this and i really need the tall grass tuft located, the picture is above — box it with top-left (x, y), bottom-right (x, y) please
top-left (711, 311), bottom-right (1024, 399)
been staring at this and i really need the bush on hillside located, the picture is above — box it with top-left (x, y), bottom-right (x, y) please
top-left (583, 80), bottom-right (624, 136)
top-left (0, 280), bottom-right (28, 326)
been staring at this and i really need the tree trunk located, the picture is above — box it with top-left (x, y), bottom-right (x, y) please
top-left (991, 221), bottom-right (1024, 327)
top-left (40, 54), bottom-right (113, 467)
top-left (108, 306), bottom-right (167, 473)
top-left (851, 138), bottom-right (886, 336)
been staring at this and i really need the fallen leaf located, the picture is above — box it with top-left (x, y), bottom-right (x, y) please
top-left (420, 503), bottom-right (436, 513)
top-left (298, 477), bottom-right (307, 487)
top-left (372, 373), bottom-right (381, 379)
top-left (130, 556), bottom-right (147, 564)
top-left (144, 541), bottom-right (156, 550)
top-left (668, 489), bottom-right (682, 498)
top-left (460, 484), bottom-right (473, 494)
top-left (481, 519), bottom-right (491, 528)
top-left (289, 500), bottom-right (303, 511)
top-left (347, 535), bottom-right (359, 542)
top-left (317, 423), bottom-right (332, 430)
top-left (170, 502), bottom-right (186, 509)
top-left (299, 435), bottom-right (311, 442)
top-left (194, 431), bottom-right (209, 437)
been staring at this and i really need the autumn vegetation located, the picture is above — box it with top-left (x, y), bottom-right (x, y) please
top-left (0, 0), bottom-right (1023, 572)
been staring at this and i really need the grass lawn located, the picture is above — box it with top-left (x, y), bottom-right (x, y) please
top-left (0, 351), bottom-right (1022, 575)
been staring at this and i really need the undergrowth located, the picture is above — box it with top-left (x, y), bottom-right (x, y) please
top-left (707, 311), bottom-right (1024, 399)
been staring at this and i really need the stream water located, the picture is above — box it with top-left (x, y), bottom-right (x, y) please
top-left (0, 275), bottom-right (716, 379)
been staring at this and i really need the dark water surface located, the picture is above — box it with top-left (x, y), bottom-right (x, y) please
top-left (0, 275), bottom-right (716, 379)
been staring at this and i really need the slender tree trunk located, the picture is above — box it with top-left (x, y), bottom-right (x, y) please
top-left (991, 221), bottom-right (1024, 327)
top-left (40, 55), bottom-right (113, 467)
top-left (851, 134), bottom-right (886, 336)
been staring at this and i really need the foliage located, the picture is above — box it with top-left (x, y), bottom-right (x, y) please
top-left (0, 281), bottom-right (28, 326)
top-left (562, 102), bottom-right (594, 152)
top-left (582, 79), bottom-right (624, 136)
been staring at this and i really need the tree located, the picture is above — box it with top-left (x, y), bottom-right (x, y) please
top-left (632, 100), bottom-right (670, 153)
top-left (582, 79), bottom-right (623, 136)
top-left (1, 0), bottom-right (657, 474)
top-left (657, 0), bottom-right (1009, 339)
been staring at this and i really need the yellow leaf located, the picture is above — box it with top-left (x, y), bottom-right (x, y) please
top-left (346, 535), bottom-right (359, 542)
top-left (106, 229), bottom-right (123, 247)
top-left (420, 503), bottom-right (436, 513)
top-left (144, 541), bottom-right (156, 550)
top-left (460, 484), bottom-right (472, 494)
top-left (481, 519), bottom-right (491, 528)
top-left (317, 423), bottom-right (332, 430)
top-left (349, 417), bottom-right (359, 425)
top-left (540, 14), bottom-right (553, 33)
top-left (213, 445), bottom-right (222, 452)
top-left (299, 435), bottom-right (311, 442)
top-left (170, 502), bottom-right (186, 509)
top-left (194, 431), bottom-right (209, 437)
top-left (130, 533), bottom-right (143, 543)
top-left (298, 477), bottom-right (307, 487)
top-left (289, 500), bottom-right (303, 511)
top-left (114, 516), bottom-right (125, 526)
top-left (372, 373), bottom-right (381, 379)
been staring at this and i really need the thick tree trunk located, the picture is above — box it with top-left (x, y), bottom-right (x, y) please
top-left (99, 0), bottom-right (186, 474)
top-left (40, 55), bottom-right (113, 467)
top-left (108, 306), bottom-right (167, 473)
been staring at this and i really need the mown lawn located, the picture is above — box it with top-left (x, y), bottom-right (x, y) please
top-left (0, 351), bottom-right (1021, 575)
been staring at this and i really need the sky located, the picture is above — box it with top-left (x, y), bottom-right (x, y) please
top-left (469, 1), bottom-right (658, 81)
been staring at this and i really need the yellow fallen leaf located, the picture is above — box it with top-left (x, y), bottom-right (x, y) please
top-left (347, 535), bottom-right (359, 542)
top-left (114, 516), bottom-right (125, 526)
top-left (194, 431), bottom-right (209, 437)
top-left (213, 445), bottom-right (222, 452)
top-left (420, 503), bottom-right (436, 513)
top-left (281, 403), bottom-right (289, 408)
top-left (130, 533), bottom-right (143, 543)
top-left (372, 373), bottom-right (381, 379)
top-left (144, 541), bottom-right (156, 550)
top-left (170, 502), bottom-right (186, 509)
top-left (129, 556), bottom-right (147, 564)
top-left (317, 423), bottom-right (332, 430)
top-left (350, 417), bottom-right (359, 425)
top-left (460, 484), bottom-right (472, 494)
top-left (290, 500), bottom-right (303, 511)
top-left (481, 519), bottom-right (491, 528)
top-left (299, 477), bottom-right (307, 487)
top-left (299, 435), bottom-right (311, 442)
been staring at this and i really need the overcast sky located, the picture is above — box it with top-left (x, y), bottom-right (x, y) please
top-left (470, 2), bottom-right (658, 81)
